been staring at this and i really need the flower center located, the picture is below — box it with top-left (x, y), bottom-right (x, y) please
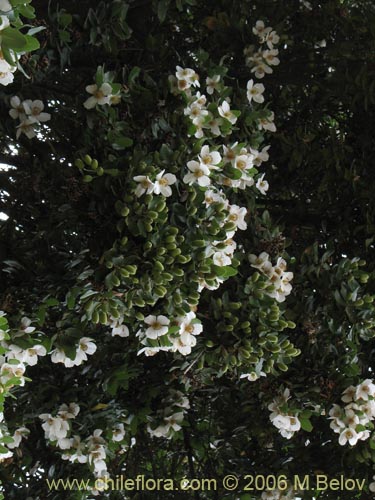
top-left (94, 90), bottom-right (104, 99)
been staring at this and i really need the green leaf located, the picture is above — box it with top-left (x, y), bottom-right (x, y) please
top-left (109, 132), bottom-right (133, 150)
top-left (58, 30), bottom-right (71, 43)
top-left (300, 417), bottom-right (313, 432)
top-left (157, 0), bottom-right (170, 23)
top-left (22, 34), bottom-right (40, 52)
top-left (0, 436), bottom-right (14, 445)
top-left (212, 265), bottom-right (238, 278)
top-left (18, 4), bottom-right (35, 18)
top-left (128, 66), bottom-right (141, 85)
top-left (0, 445), bottom-right (10, 454)
top-left (1, 27), bottom-right (27, 50)
top-left (59, 13), bottom-right (72, 28)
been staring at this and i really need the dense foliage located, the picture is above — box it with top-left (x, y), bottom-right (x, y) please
top-left (1, 0), bottom-right (375, 499)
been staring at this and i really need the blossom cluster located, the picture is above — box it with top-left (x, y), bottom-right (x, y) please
top-left (134, 169), bottom-right (177, 198)
top-left (147, 390), bottom-right (189, 439)
top-left (249, 252), bottom-right (293, 303)
top-left (39, 402), bottom-right (80, 448)
top-left (83, 82), bottom-right (121, 109)
top-left (0, 425), bottom-right (29, 460)
top-left (268, 388), bottom-right (301, 439)
top-left (122, 20), bottom-right (281, 357)
top-left (328, 379), bottom-right (375, 446)
top-left (0, 312), bottom-right (31, 460)
top-left (244, 20), bottom-right (280, 79)
top-left (40, 402), bottom-right (131, 495)
top-left (9, 96), bottom-right (51, 139)
top-left (136, 310), bottom-right (203, 356)
top-left (51, 337), bottom-right (97, 367)
top-left (0, 317), bottom-right (45, 390)
top-left (0, 15), bottom-right (18, 86)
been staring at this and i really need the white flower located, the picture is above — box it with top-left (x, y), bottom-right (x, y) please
top-left (86, 429), bottom-right (106, 448)
top-left (258, 112), bottom-right (276, 132)
top-left (251, 62), bottom-right (273, 79)
top-left (330, 417), bottom-right (345, 433)
top-left (262, 49), bottom-right (280, 66)
top-left (338, 428), bottom-right (359, 446)
top-left (144, 315), bottom-right (170, 339)
top-left (183, 160), bottom-right (211, 187)
top-left (271, 414), bottom-right (301, 439)
top-left (240, 372), bottom-right (265, 382)
top-left (84, 83), bottom-right (112, 109)
top-left (137, 345), bottom-right (171, 356)
top-left (227, 204), bottom-right (247, 230)
top-left (369, 475), bottom-right (375, 493)
top-left (7, 427), bottom-right (29, 449)
top-left (58, 402), bottom-right (80, 419)
top-left (344, 409), bottom-right (359, 429)
top-left (0, 362), bottom-right (26, 386)
top-left (204, 115), bottom-right (222, 136)
top-left (175, 66), bottom-right (199, 88)
top-left (19, 317), bottom-right (35, 334)
top-left (191, 91), bottom-right (206, 107)
top-left (249, 252), bottom-right (271, 271)
top-left (193, 119), bottom-right (205, 139)
top-left (175, 66), bottom-right (195, 81)
top-left (75, 337), bottom-right (97, 364)
top-left (359, 400), bottom-right (375, 419)
top-left (253, 20), bottom-right (272, 38)
top-left (0, 1), bottom-right (11, 12)
top-left (218, 100), bottom-right (237, 125)
top-left (23, 345), bottom-right (47, 366)
top-left (39, 414), bottom-right (70, 441)
top-left (16, 120), bottom-right (36, 139)
top-left (112, 423), bottom-right (125, 442)
top-left (133, 175), bottom-right (155, 197)
top-left (204, 189), bottom-right (228, 208)
top-left (222, 142), bottom-right (239, 164)
top-left (153, 170), bottom-right (177, 197)
top-left (213, 251), bottom-right (231, 267)
top-left (110, 318), bottom-right (130, 338)
top-left (251, 145), bottom-right (270, 166)
top-left (177, 78), bottom-right (191, 92)
top-left (170, 335), bottom-right (195, 355)
top-left (164, 412), bottom-right (184, 432)
top-left (51, 348), bottom-right (76, 368)
top-left (185, 102), bottom-right (208, 126)
top-left (247, 79), bottom-right (265, 104)
top-left (234, 154), bottom-right (253, 172)
top-left (23, 99), bottom-right (51, 123)
top-left (0, 56), bottom-right (16, 86)
top-left (198, 145), bottom-right (222, 170)
top-left (300, 0), bottom-right (312, 10)
top-left (9, 96), bottom-right (27, 120)
top-left (356, 379), bottom-right (375, 401)
top-left (67, 436), bottom-right (88, 464)
top-left (88, 444), bottom-right (107, 473)
top-left (256, 174), bottom-right (269, 195)
top-left (206, 75), bottom-right (220, 94)
top-left (109, 92), bottom-right (121, 105)
top-left (264, 30), bottom-right (280, 49)
top-left (177, 311), bottom-right (202, 340)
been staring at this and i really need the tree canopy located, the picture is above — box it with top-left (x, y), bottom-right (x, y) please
top-left (1, 0), bottom-right (375, 499)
